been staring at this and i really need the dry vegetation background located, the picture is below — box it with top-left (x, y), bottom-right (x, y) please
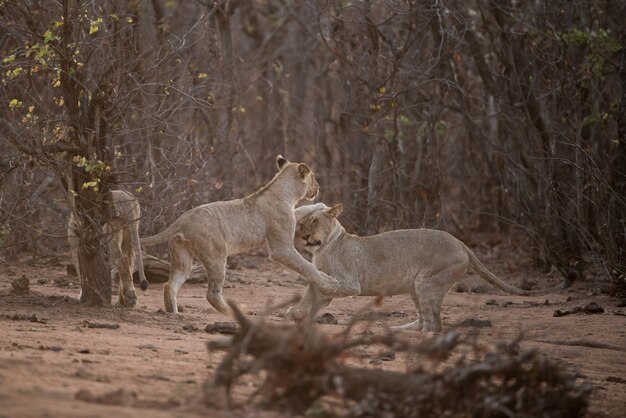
top-left (0, 1), bottom-right (625, 415)
top-left (1, 0), bottom-right (624, 299)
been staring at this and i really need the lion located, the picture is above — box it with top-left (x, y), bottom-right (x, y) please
top-left (68, 189), bottom-right (149, 307)
top-left (140, 155), bottom-right (341, 314)
top-left (289, 203), bottom-right (576, 332)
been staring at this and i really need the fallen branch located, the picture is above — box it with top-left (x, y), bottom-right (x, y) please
top-left (537, 339), bottom-right (625, 352)
top-left (205, 301), bottom-right (591, 417)
top-left (133, 252), bottom-right (205, 284)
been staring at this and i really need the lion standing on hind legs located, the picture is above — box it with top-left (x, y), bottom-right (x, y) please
top-left (140, 155), bottom-right (346, 315)
top-left (68, 190), bottom-right (149, 308)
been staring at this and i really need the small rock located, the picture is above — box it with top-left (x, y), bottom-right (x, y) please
top-left (39, 345), bottom-right (63, 352)
top-left (137, 344), bottom-right (158, 351)
top-left (566, 296), bottom-right (573, 302)
top-left (315, 313), bottom-right (338, 325)
top-left (142, 374), bottom-right (172, 382)
top-left (553, 309), bottom-right (570, 317)
top-left (53, 278), bottom-right (71, 288)
top-left (559, 303), bottom-right (604, 315)
top-left (606, 376), bottom-right (626, 384)
top-left (457, 318), bottom-right (492, 328)
top-left (471, 285), bottom-right (490, 294)
top-left (182, 324), bottom-right (199, 332)
top-left (7, 313), bottom-right (46, 323)
top-left (616, 299), bottom-right (626, 308)
top-left (388, 311), bottom-right (408, 318)
top-left (520, 278), bottom-right (537, 291)
top-left (75, 388), bottom-right (137, 406)
top-left (455, 283), bottom-right (468, 293)
top-left (485, 299), bottom-right (498, 306)
top-left (82, 321), bottom-right (120, 329)
top-left (37, 278), bottom-right (49, 285)
top-left (205, 322), bottom-right (237, 335)
top-left (379, 351), bottom-right (395, 361)
top-left (11, 275), bottom-right (30, 295)
top-left (579, 302), bottom-right (604, 314)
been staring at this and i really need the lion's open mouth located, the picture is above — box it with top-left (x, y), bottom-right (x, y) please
top-left (305, 239), bottom-right (321, 247)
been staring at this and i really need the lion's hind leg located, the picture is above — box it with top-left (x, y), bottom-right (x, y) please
top-left (392, 288), bottom-right (423, 331)
top-left (414, 264), bottom-right (465, 333)
top-left (118, 227), bottom-right (138, 308)
top-left (106, 223), bottom-right (137, 308)
top-left (164, 235), bottom-right (193, 313)
top-left (197, 252), bottom-right (229, 315)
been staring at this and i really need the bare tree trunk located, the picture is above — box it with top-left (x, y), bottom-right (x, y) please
top-left (608, 31), bottom-right (626, 290)
top-left (60, 0), bottom-right (112, 306)
top-left (365, 139), bottom-right (392, 232)
top-left (212, 1), bottom-right (239, 198)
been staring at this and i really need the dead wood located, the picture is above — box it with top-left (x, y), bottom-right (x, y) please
top-left (206, 301), bottom-right (591, 417)
top-left (133, 252), bottom-right (205, 284)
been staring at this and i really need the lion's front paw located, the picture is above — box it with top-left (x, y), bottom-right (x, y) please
top-left (286, 306), bottom-right (307, 321)
top-left (317, 272), bottom-right (339, 295)
top-left (119, 288), bottom-right (138, 308)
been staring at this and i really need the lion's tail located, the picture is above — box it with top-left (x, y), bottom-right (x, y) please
top-left (140, 224), bottom-right (179, 247)
top-left (464, 244), bottom-right (576, 296)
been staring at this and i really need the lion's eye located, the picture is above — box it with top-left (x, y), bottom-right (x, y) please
top-left (312, 218), bottom-right (318, 226)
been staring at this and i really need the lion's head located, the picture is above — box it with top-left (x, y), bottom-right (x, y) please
top-left (275, 155), bottom-right (319, 200)
top-left (298, 203), bottom-right (343, 252)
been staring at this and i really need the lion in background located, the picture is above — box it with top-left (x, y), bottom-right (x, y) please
top-left (68, 189), bottom-right (148, 308)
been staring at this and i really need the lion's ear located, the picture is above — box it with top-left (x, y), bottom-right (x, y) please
top-left (276, 155), bottom-right (289, 170)
top-left (327, 203), bottom-right (343, 218)
top-left (297, 163), bottom-right (311, 179)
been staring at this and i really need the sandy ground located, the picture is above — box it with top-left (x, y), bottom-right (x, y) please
top-left (0, 252), bottom-right (625, 418)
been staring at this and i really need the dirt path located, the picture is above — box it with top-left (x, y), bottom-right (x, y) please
top-left (0, 255), bottom-right (624, 417)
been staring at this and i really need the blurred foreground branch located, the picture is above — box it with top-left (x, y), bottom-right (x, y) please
top-left (205, 302), bottom-right (591, 417)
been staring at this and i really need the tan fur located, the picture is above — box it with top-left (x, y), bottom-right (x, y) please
top-left (140, 156), bottom-right (340, 314)
top-left (68, 190), bottom-right (148, 308)
top-left (290, 203), bottom-right (575, 332)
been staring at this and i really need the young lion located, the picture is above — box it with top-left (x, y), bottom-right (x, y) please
top-left (140, 156), bottom-right (341, 314)
top-left (68, 190), bottom-right (149, 308)
top-left (290, 203), bottom-right (575, 332)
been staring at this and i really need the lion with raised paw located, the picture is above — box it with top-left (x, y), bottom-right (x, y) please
top-left (141, 156), bottom-right (341, 314)
top-left (290, 203), bottom-right (575, 332)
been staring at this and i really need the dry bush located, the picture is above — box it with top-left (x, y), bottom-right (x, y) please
top-left (205, 302), bottom-right (591, 418)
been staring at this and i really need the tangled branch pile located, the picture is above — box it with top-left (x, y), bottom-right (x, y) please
top-left (205, 306), bottom-right (590, 417)
top-left (206, 303), bottom-right (591, 417)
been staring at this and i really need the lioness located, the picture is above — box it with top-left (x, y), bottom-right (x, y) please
top-left (290, 203), bottom-right (575, 332)
top-left (140, 156), bottom-right (340, 314)
top-left (68, 190), bottom-right (149, 308)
